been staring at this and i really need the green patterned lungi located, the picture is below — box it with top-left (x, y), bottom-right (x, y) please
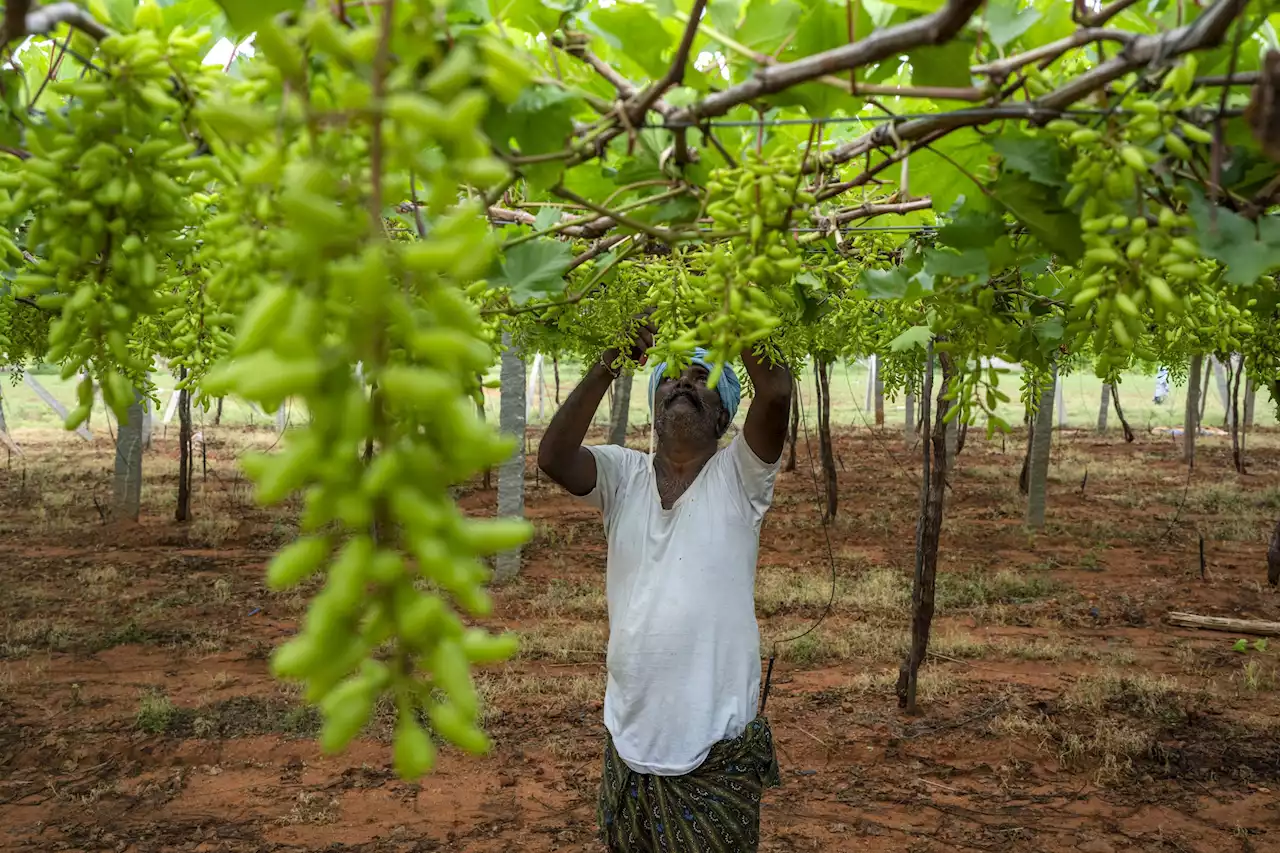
top-left (596, 716), bottom-right (782, 853)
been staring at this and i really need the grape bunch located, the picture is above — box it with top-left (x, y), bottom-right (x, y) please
top-left (648, 151), bottom-right (812, 386)
top-left (0, 22), bottom-right (224, 424)
top-left (1047, 57), bottom-right (1218, 376)
top-left (198, 6), bottom-right (533, 780)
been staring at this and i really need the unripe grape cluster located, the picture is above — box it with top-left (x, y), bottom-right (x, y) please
top-left (198, 5), bottom-right (532, 780)
top-left (1049, 57), bottom-right (1225, 376)
top-left (0, 23), bottom-right (225, 423)
top-left (648, 151), bottom-right (812, 385)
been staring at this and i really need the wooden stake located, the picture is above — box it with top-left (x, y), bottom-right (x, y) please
top-left (1166, 612), bottom-right (1280, 637)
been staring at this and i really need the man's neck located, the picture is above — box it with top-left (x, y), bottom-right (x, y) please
top-left (655, 440), bottom-right (717, 472)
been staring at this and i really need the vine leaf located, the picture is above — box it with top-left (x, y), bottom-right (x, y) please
top-left (924, 247), bottom-right (989, 279)
top-left (861, 266), bottom-right (911, 299)
top-left (890, 324), bottom-right (935, 352)
top-left (490, 239), bottom-right (574, 304)
top-left (881, 0), bottom-right (945, 13)
top-left (708, 0), bottom-right (742, 34)
top-left (909, 129), bottom-right (989, 213)
top-left (909, 38), bottom-right (973, 89)
top-left (772, 0), bottom-right (874, 114)
top-left (531, 208), bottom-right (561, 231)
top-left (937, 209), bottom-right (1006, 250)
top-left (158, 0), bottom-right (232, 45)
top-left (483, 86), bottom-right (581, 190)
top-left (735, 0), bottom-right (802, 54)
top-left (587, 3), bottom-right (672, 80)
top-left (991, 133), bottom-right (1069, 189)
top-left (92, 0), bottom-right (137, 30)
top-left (1187, 190), bottom-right (1280, 285)
top-left (1031, 316), bottom-right (1064, 346)
top-left (447, 0), bottom-right (490, 24)
top-left (500, 0), bottom-right (580, 34)
top-left (986, 0), bottom-right (1041, 49)
top-left (212, 0), bottom-right (301, 35)
top-left (994, 171), bottom-right (1084, 262)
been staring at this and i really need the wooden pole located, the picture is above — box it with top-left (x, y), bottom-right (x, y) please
top-left (176, 371), bottom-right (192, 522)
top-left (1185, 354), bottom-right (1202, 468)
top-left (1166, 612), bottom-right (1280, 637)
top-left (1027, 366), bottom-right (1057, 529)
top-left (495, 333), bottom-right (526, 582)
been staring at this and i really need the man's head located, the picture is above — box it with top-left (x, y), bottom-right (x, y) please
top-left (648, 349), bottom-right (740, 451)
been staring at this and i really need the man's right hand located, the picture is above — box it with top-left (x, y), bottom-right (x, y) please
top-left (541, 308), bottom-right (656, 496)
top-left (601, 308), bottom-right (657, 371)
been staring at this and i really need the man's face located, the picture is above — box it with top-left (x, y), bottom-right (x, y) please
top-left (653, 361), bottom-right (728, 447)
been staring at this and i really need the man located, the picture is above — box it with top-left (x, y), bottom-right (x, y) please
top-left (537, 317), bottom-right (793, 853)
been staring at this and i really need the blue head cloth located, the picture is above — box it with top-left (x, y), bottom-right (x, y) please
top-left (648, 347), bottom-right (741, 424)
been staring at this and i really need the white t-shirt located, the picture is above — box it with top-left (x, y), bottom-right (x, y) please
top-left (580, 434), bottom-right (780, 776)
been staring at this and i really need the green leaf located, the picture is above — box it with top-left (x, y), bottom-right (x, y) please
top-left (1023, 0), bottom-right (1075, 44)
top-left (861, 266), bottom-right (911, 299)
top-left (986, 0), bottom-right (1041, 49)
top-left (890, 324), bottom-right (934, 352)
top-left (735, 0), bottom-right (801, 53)
top-left (770, 0), bottom-right (873, 114)
top-left (589, 4), bottom-right (672, 81)
top-left (496, 0), bottom-right (580, 33)
top-left (908, 38), bottom-right (973, 88)
top-left (483, 85), bottom-right (582, 190)
top-left (94, 0), bottom-right (137, 31)
top-left (492, 239), bottom-right (574, 304)
top-left (1232, 638), bottom-right (1248, 653)
top-left (994, 171), bottom-right (1084, 262)
top-left (881, 0), bottom-right (943, 11)
top-left (532, 207), bottom-right (561, 231)
top-left (1031, 316), bottom-right (1064, 345)
top-left (924, 247), bottom-right (989, 279)
top-left (991, 133), bottom-right (1069, 188)
top-left (709, 0), bottom-right (741, 33)
top-left (158, 0), bottom-right (231, 43)
top-left (1187, 190), bottom-right (1280, 285)
top-left (908, 128), bottom-right (991, 213)
top-left (937, 209), bottom-right (1006, 251)
top-left (447, 0), bottom-right (491, 24)
top-left (213, 0), bottom-right (301, 35)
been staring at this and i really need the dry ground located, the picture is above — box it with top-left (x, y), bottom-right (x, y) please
top-left (1, 419), bottom-right (1278, 853)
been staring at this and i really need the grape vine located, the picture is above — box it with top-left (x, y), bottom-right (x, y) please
top-left (1, 0), bottom-right (1277, 780)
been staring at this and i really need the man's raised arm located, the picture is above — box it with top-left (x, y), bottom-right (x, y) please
top-left (740, 348), bottom-right (792, 465)
top-left (537, 316), bottom-right (655, 496)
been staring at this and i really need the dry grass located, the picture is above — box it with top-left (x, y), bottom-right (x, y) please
top-left (278, 790), bottom-right (340, 825)
top-left (529, 578), bottom-right (607, 619)
top-left (2, 616), bottom-right (77, 657)
top-left (517, 622), bottom-right (606, 661)
top-left (476, 670), bottom-right (604, 721)
top-left (1064, 671), bottom-right (1187, 719)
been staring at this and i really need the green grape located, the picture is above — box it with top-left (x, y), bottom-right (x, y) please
top-left (1, 21), bottom-right (223, 419)
top-left (192, 5), bottom-right (530, 781)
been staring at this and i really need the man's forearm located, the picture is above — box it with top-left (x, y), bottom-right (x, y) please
top-left (741, 348), bottom-right (792, 401)
top-left (538, 361), bottom-right (616, 471)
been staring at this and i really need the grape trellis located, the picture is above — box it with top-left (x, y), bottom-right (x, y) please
top-left (1, 0), bottom-right (1278, 775)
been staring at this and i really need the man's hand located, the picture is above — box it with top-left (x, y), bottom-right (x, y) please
top-left (601, 307), bottom-right (657, 371)
top-left (538, 308), bottom-right (657, 497)
top-left (740, 347), bottom-right (792, 465)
